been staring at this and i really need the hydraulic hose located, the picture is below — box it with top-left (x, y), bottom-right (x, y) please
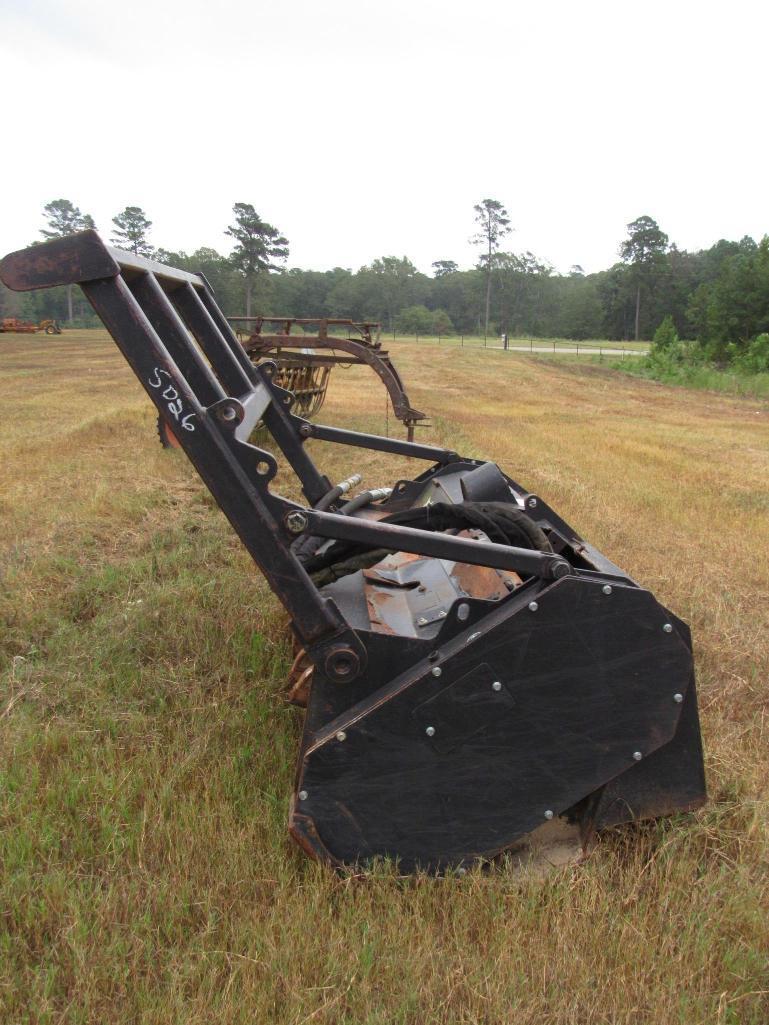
top-left (294, 485), bottom-right (393, 563)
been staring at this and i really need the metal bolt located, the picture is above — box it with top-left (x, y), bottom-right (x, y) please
top-left (220, 404), bottom-right (237, 421)
top-left (544, 809), bottom-right (554, 820)
top-left (602, 584), bottom-right (613, 595)
top-left (285, 511), bottom-right (308, 534)
top-left (425, 726), bottom-right (436, 737)
top-left (492, 681), bottom-right (502, 692)
top-left (438, 610), bottom-right (447, 618)
top-left (673, 692), bottom-right (683, 703)
top-left (663, 623), bottom-right (673, 633)
top-left (633, 751), bottom-right (643, 761)
top-left (299, 423), bottom-right (312, 437)
top-left (431, 666), bottom-right (442, 677)
top-left (528, 497), bottom-right (538, 508)
top-left (298, 790), bottom-right (308, 801)
top-left (336, 731), bottom-right (347, 742)
top-left (528, 601), bottom-right (539, 612)
top-left (417, 617), bottom-right (428, 626)
top-left (456, 602), bottom-right (470, 621)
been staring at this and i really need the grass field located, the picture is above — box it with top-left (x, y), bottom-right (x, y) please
top-left (1, 331), bottom-right (768, 1024)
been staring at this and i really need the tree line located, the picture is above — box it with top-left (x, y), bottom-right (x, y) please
top-left (1, 198), bottom-right (767, 369)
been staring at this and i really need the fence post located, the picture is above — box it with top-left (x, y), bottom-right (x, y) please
top-left (461, 334), bottom-right (464, 348)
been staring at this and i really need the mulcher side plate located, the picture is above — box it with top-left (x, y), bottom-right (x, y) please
top-left (291, 576), bottom-right (705, 871)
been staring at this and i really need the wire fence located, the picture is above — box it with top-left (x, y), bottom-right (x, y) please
top-left (384, 333), bottom-right (650, 358)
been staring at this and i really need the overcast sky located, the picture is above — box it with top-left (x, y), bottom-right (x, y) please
top-left (1, 0), bottom-right (767, 275)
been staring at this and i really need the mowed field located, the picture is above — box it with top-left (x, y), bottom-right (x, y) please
top-left (1, 330), bottom-right (768, 1025)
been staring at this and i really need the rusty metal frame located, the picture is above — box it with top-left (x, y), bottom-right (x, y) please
top-left (231, 316), bottom-right (428, 439)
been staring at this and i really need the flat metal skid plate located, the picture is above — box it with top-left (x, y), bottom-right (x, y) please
top-left (293, 578), bottom-right (695, 869)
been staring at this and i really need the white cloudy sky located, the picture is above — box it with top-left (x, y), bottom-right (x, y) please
top-left (1, 0), bottom-right (767, 274)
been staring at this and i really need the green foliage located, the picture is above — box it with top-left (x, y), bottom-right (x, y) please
top-left (472, 198), bottom-right (512, 335)
top-left (23, 198), bottom-right (769, 371)
top-left (471, 199), bottom-right (512, 258)
top-left (431, 308), bottom-right (454, 335)
top-left (394, 305), bottom-right (454, 335)
top-left (226, 203), bottom-right (288, 277)
top-left (652, 315), bottom-right (679, 350)
top-left (226, 203), bottom-right (289, 317)
top-left (111, 206), bottom-right (153, 256)
top-left (38, 199), bottom-right (97, 323)
top-left (620, 215), bottom-right (670, 341)
top-left (620, 215), bottom-right (669, 270)
top-left (733, 332), bottom-right (769, 373)
top-left (394, 304), bottom-right (433, 335)
top-left (40, 198), bottom-right (96, 239)
top-left (688, 237), bottom-right (769, 360)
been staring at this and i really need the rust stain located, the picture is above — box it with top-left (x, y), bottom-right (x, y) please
top-left (452, 561), bottom-right (520, 599)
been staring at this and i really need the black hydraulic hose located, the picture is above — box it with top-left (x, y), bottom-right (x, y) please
top-left (339, 486), bottom-right (393, 515)
top-left (295, 486), bottom-right (393, 563)
top-left (292, 473), bottom-right (363, 558)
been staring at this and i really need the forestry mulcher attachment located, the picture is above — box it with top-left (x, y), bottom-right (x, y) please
top-left (0, 232), bottom-right (706, 872)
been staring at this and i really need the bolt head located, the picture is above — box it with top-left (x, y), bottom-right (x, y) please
top-left (299, 423), bottom-right (312, 437)
top-left (324, 646), bottom-right (360, 680)
top-left (544, 809), bottom-right (554, 820)
top-left (298, 790), bottom-right (308, 801)
top-left (431, 666), bottom-right (442, 678)
top-left (602, 584), bottom-right (613, 595)
top-left (528, 601), bottom-right (539, 612)
top-left (663, 623), bottom-right (673, 633)
top-left (335, 731), bottom-right (347, 742)
top-left (456, 602), bottom-right (470, 621)
top-left (220, 404), bottom-right (237, 421)
top-left (417, 617), bottom-right (428, 626)
top-left (673, 692), bottom-right (684, 703)
top-left (425, 725), bottom-right (436, 737)
top-left (633, 751), bottom-right (643, 761)
top-left (492, 681), bottom-right (502, 692)
top-left (528, 497), bottom-right (538, 508)
top-left (285, 511), bottom-right (308, 534)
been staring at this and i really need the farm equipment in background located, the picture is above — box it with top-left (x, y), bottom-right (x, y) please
top-left (0, 231), bottom-right (707, 872)
top-left (231, 316), bottom-right (428, 441)
top-left (0, 315), bottom-right (61, 336)
top-left (159, 316), bottom-right (427, 449)
top-left (0, 317), bottom-right (62, 334)
top-left (38, 318), bottom-right (62, 334)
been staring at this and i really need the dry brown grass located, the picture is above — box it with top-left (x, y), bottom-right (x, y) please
top-left (1, 331), bottom-right (768, 1024)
